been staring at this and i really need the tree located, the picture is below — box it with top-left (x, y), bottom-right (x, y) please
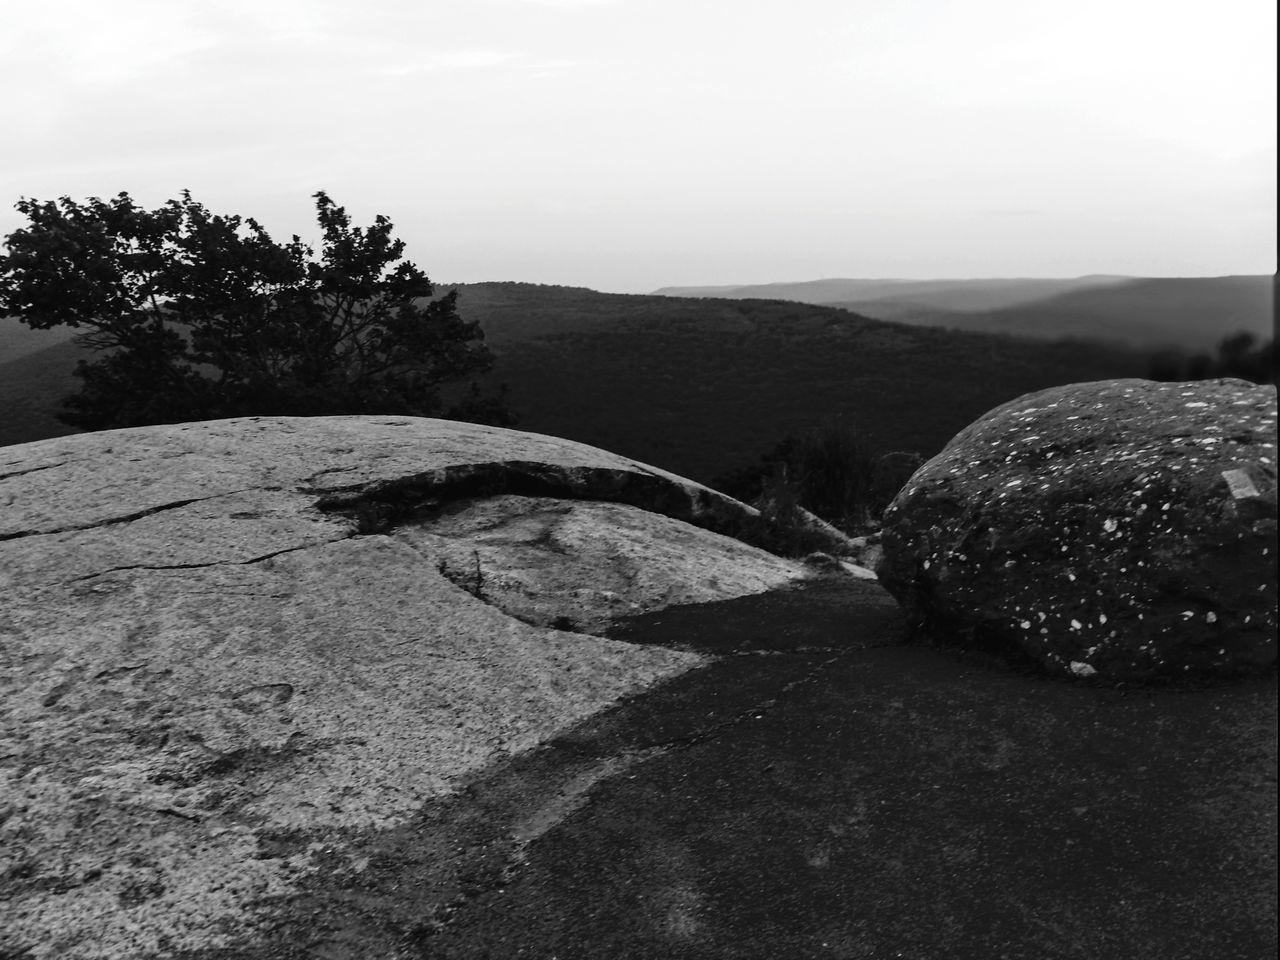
top-left (713, 418), bottom-right (923, 534)
top-left (1144, 331), bottom-right (1275, 386)
top-left (0, 190), bottom-right (511, 430)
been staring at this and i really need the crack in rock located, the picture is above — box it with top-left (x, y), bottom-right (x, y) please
top-left (65, 537), bottom-right (353, 583)
top-left (0, 488), bottom-right (262, 542)
top-left (312, 460), bottom-right (758, 540)
top-left (0, 459), bottom-right (86, 482)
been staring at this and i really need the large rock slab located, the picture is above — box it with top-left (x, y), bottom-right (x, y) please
top-left (405, 494), bottom-right (806, 634)
top-left (876, 379), bottom-right (1278, 680)
top-left (0, 416), bottom-right (807, 959)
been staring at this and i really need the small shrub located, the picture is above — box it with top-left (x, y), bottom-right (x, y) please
top-left (713, 419), bottom-right (922, 536)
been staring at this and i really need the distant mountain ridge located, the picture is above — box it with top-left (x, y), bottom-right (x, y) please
top-left (652, 275), bottom-right (1274, 351)
top-left (653, 275), bottom-right (1133, 309)
top-left (0, 321), bottom-right (78, 364)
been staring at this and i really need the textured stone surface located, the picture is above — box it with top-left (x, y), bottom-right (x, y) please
top-left (876, 379), bottom-right (1278, 680)
top-left (404, 494), bottom-right (805, 633)
top-left (0, 416), bottom-right (807, 959)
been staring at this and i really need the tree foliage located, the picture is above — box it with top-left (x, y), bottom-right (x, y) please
top-left (1146, 331), bottom-right (1276, 386)
top-left (0, 190), bottom-right (510, 430)
top-left (714, 419), bottom-right (923, 533)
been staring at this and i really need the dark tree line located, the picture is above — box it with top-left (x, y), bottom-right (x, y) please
top-left (1146, 332), bottom-right (1276, 386)
top-left (714, 419), bottom-right (923, 534)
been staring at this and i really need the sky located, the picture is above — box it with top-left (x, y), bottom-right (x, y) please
top-left (2, 0), bottom-right (1275, 293)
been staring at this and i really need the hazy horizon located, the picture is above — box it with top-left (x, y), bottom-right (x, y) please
top-left (647, 272), bottom-right (1274, 291)
top-left (3, 0), bottom-right (1275, 295)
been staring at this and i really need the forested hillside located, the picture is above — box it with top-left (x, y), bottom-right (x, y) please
top-left (2, 283), bottom-right (1158, 483)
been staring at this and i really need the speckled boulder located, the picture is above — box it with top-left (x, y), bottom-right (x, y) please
top-left (875, 379), bottom-right (1278, 681)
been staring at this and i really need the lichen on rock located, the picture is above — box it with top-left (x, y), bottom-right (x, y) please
top-left (875, 378), bottom-right (1278, 681)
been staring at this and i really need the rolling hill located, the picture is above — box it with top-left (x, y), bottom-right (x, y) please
top-left (654, 275), bottom-right (1275, 352)
top-left (652, 276), bottom-right (1135, 311)
top-left (0, 321), bottom-right (79, 363)
top-left (452, 283), bottom-right (1153, 484)
top-left (0, 322), bottom-right (83, 447)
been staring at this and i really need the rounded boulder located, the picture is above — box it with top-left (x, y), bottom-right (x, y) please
top-left (875, 378), bottom-right (1278, 681)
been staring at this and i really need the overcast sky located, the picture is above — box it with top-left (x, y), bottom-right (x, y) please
top-left (3, 0), bottom-right (1275, 292)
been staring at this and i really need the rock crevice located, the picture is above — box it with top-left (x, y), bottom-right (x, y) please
top-left (0, 491), bottom-right (258, 542)
top-left (310, 459), bottom-right (760, 540)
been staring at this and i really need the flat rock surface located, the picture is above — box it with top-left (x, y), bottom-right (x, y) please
top-left (0, 417), bottom-right (806, 959)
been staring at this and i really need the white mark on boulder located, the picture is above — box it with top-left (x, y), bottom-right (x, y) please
top-left (1221, 469), bottom-right (1260, 500)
